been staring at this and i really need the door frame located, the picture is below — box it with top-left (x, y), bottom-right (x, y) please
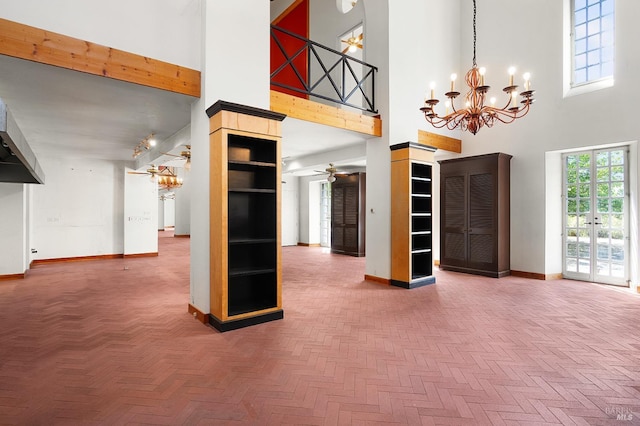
top-left (561, 146), bottom-right (630, 286)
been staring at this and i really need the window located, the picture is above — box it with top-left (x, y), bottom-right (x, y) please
top-left (572, 0), bottom-right (614, 86)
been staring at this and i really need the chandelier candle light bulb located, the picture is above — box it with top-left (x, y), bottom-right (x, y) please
top-left (419, 0), bottom-right (535, 134)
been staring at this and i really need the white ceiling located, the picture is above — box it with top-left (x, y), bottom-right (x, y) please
top-left (0, 54), bottom-right (369, 174)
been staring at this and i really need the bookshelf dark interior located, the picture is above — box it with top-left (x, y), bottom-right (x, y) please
top-left (226, 134), bottom-right (278, 318)
top-left (410, 161), bottom-right (433, 281)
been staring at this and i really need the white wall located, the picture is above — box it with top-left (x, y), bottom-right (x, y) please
top-left (281, 173), bottom-right (299, 246)
top-left (0, 0), bottom-right (201, 69)
top-left (124, 166), bottom-right (158, 255)
top-left (31, 156), bottom-right (125, 260)
top-left (0, 183), bottom-right (25, 275)
top-left (175, 170), bottom-right (191, 236)
top-left (432, 0), bottom-right (640, 286)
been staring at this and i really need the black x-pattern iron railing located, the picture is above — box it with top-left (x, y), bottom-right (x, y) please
top-left (270, 25), bottom-right (377, 114)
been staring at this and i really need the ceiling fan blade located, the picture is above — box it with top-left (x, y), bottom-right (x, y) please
top-left (127, 171), bottom-right (149, 175)
top-left (342, 46), bottom-right (349, 54)
top-left (161, 152), bottom-right (184, 158)
top-left (355, 43), bottom-right (363, 49)
top-left (356, 33), bottom-right (364, 42)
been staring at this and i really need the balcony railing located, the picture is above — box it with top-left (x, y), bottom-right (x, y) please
top-left (270, 25), bottom-right (378, 114)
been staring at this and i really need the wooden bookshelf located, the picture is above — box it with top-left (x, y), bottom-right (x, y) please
top-left (390, 142), bottom-right (436, 288)
top-left (206, 100), bottom-right (286, 332)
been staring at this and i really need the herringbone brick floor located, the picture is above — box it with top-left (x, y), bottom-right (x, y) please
top-left (1, 233), bottom-right (639, 425)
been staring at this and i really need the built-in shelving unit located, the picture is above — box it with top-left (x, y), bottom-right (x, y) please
top-left (206, 100), bottom-right (286, 331)
top-left (390, 142), bottom-right (436, 288)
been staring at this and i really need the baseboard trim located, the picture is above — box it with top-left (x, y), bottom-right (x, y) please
top-left (209, 310), bottom-right (284, 332)
top-left (364, 274), bottom-right (390, 285)
top-left (32, 254), bottom-right (123, 266)
top-left (123, 252), bottom-right (159, 259)
top-left (0, 273), bottom-right (25, 281)
top-left (391, 276), bottom-right (436, 289)
top-left (188, 304), bottom-right (210, 324)
top-left (511, 270), bottom-right (562, 280)
top-left (297, 242), bottom-right (321, 247)
top-left (174, 234), bottom-right (190, 238)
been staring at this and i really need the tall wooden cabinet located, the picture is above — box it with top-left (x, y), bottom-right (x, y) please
top-left (331, 172), bottom-right (366, 257)
top-left (206, 100), bottom-right (286, 332)
top-left (438, 153), bottom-right (512, 278)
top-left (390, 142), bottom-right (436, 288)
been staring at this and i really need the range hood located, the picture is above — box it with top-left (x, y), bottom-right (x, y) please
top-left (0, 98), bottom-right (44, 184)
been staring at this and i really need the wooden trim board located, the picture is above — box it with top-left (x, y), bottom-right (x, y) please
top-left (0, 18), bottom-right (201, 97)
top-left (0, 273), bottom-right (25, 281)
top-left (123, 252), bottom-right (159, 259)
top-left (272, 0), bottom-right (306, 26)
top-left (364, 274), bottom-right (390, 285)
top-left (297, 242), bottom-right (321, 247)
top-left (188, 303), bottom-right (210, 325)
top-left (510, 270), bottom-right (562, 280)
top-left (32, 253), bottom-right (123, 266)
top-left (270, 90), bottom-right (382, 137)
top-left (418, 130), bottom-right (461, 153)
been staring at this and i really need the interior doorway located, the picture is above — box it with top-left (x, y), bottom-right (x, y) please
top-left (320, 181), bottom-right (331, 248)
top-left (562, 147), bottom-right (629, 286)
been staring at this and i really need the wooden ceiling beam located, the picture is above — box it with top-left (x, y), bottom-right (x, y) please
top-left (0, 18), bottom-right (201, 98)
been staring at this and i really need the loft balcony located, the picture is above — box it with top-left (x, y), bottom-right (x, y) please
top-left (270, 25), bottom-right (381, 137)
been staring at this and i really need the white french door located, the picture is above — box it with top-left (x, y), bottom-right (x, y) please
top-left (320, 182), bottom-right (331, 248)
top-left (562, 147), bottom-right (629, 286)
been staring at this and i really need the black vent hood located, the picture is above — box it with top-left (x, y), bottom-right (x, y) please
top-left (0, 99), bottom-right (44, 184)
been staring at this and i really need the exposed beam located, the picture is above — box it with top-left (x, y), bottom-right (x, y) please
top-left (417, 129), bottom-right (461, 153)
top-left (0, 18), bottom-right (201, 98)
top-left (270, 90), bottom-right (382, 137)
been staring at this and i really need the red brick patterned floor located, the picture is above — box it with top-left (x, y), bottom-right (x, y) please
top-left (0, 236), bottom-right (639, 425)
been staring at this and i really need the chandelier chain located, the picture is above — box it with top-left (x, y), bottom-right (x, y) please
top-left (472, 0), bottom-right (477, 67)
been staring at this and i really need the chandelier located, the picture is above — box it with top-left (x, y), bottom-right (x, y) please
top-left (420, 0), bottom-right (535, 135)
top-left (157, 166), bottom-right (183, 190)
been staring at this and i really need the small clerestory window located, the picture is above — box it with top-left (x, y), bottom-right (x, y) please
top-left (571, 0), bottom-right (614, 87)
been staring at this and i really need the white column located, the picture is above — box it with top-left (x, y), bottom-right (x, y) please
top-left (174, 169), bottom-right (191, 236)
top-left (190, 0), bottom-right (271, 313)
top-left (158, 197), bottom-right (165, 231)
top-left (362, 0), bottom-right (460, 280)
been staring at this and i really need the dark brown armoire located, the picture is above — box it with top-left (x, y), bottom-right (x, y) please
top-left (438, 153), bottom-right (511, 278)
top-left (331, 172), bottom-right (366, 257)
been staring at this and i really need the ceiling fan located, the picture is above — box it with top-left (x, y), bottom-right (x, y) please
top-left (316, 163), bottom-right (348, 183)
top-left (341, 33), bottom-right (363, 54)
top-left (161, 145), bottom-right (191, 171)
top-left (127, 164), bottom-right (160, 179)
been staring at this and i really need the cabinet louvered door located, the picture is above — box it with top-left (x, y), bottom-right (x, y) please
top-left (331, 173), bottom-right (366, 256)
top-left (441, 174), bottom-right (467, 267)
top-left (467, 171), bottom-right (497, 271)
top-left (331, 185), bottom-right (345, 250)
top-left (438, 153), bottom-right (511, 278)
